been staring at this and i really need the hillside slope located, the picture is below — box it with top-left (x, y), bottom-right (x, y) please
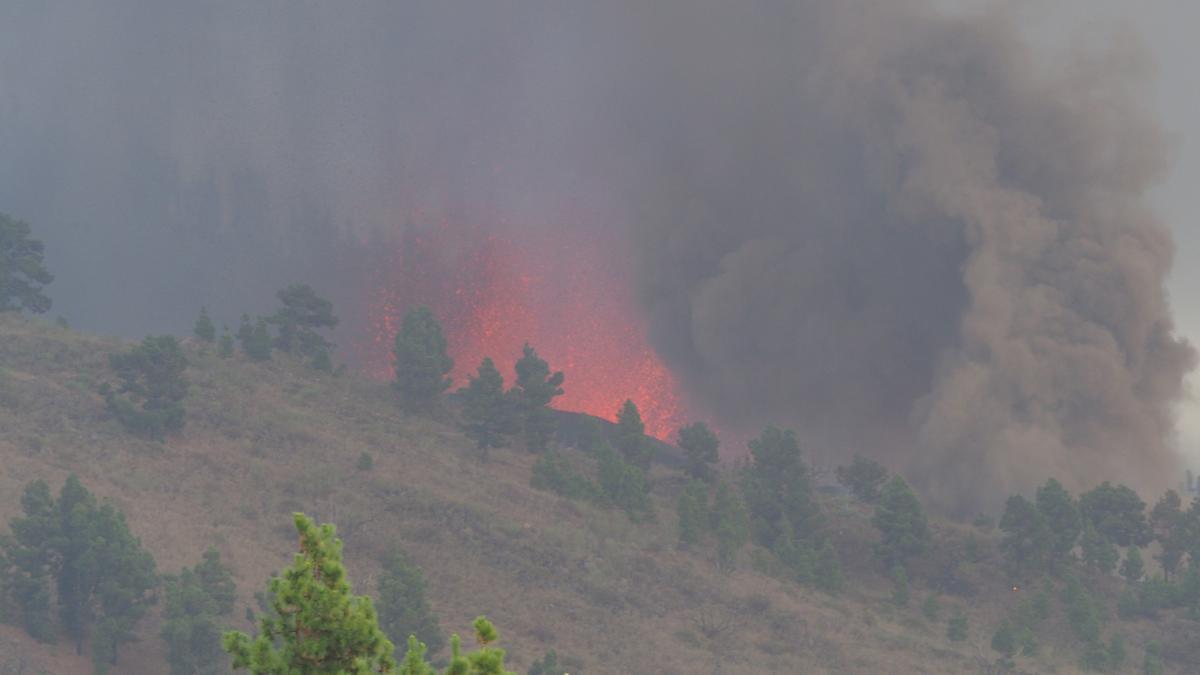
top-left (0, 315), bottom-right (1194, 674)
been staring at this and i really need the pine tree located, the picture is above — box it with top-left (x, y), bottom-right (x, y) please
top-left (1080, 521), bottom-right (1118, 574)
top-left (872, 476), bottom-right (930, 568)
top-left (615, 400), bottom-right (653, 470)
top-left (0, 212), bottom-right (54, 314)
top-left (677, 422), bottom-right (719, 481)
top-left (891, 565), bottom-right (910, 607)
top-left (161, 549), bottom-right (236, 675)
top-left (267, 283), bottom-right (338, 357)
top-left (218, 330), bottom-right (235, 358)
top-left (1120, 547), bottom-right (1144, 584)
top-left (742, 427), bottom-right (823, 555)
top-left (0, 480), bottom-right (58, 642)
top-left (1079, 482), bottom-right (1152, 548)
top-left (460, 358), bottom-right (515, 458)
top-left (1149, 490), bottom-right (1186, 580)
top-left (393, 307), bottom-right (454, 411)
top-left (991, 619), bottom-right (1017, 659)
top-left (105, 335), bottom-right (190, 439)
top-left (999, 495), bottom-right (1053, 578)
top-left (3, 477), bottom-right (159, 672)
top-left (676, 480), bottom-right (709, 548)
top-left (595, 443), bottom-right (652, 522)
top-left (512, 344), bottom-right (563, 452)
top-left (377, 547), bottom-right (445, 661)
top-left (244, 317), bottom-right (273, 361)
top-left (712, 481), bottom-right (750, 572)
top-left (224, 513), bottom-right (399, 673)
top-left (835, 455), bottom-right (888, 503)
top-left (1036, 478), bottom-right (1081, 572)
top-left (194, 306), bottom-right (216, 342)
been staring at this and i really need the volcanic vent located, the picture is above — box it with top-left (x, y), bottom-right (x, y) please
top-left (365, 217), bottom-right (690, 440)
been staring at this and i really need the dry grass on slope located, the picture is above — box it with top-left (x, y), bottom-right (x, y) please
top-left (3, 315), bottom-right (1181, 674)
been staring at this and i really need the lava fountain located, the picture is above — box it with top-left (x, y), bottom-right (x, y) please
top-left (364, 216), bottom-right (690, 440)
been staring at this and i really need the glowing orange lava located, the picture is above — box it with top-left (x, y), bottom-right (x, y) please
top-left (364, 217), bottom-right (689, 439)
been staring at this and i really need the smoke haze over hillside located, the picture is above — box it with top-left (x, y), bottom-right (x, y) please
top-left (0, 1), bottom-right (1192, 512)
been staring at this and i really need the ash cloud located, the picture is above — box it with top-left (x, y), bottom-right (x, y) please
top-left (0, 1), bottom-right (1192, 512)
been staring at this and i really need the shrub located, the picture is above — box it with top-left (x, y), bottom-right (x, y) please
top-left (105, 335), bottom-right (189, 439)
top-left (835, 455), bottom-right (888, 503)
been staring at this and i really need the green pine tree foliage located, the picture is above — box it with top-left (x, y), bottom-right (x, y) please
top-left (194, 306), bottom-right (217, 342)
top-left (891, 565), bottom-right (910, 607)
top-left (595, 442), bottom-right (653, 522)
top-left (105, 334), bottom-right (190, 439)
top-left (677, 422), bottom-right (719, 482)
top-left (676, 480), bottom-right (709, 549)
top-left (834, 455), bottom-right (888, 503)
top-left (1079, 482), bottom-right (1152, 548)
top-left (393, 307), bottom-right (454, 411)
top-left (712, 481), bottom-right (751, 572)
top-left (614, 400), bottom-right (653, 470)
top-left (161, 549), bottom-right (237, 675)
top-left (223, 513), bottom-right (398, 673)
top-left (0, 477), bottom-right (158, 672)
top-left (0, 212), bottom-right (54, 313)
top-left (1080, 521), bottom-right (1119, 575)
top-left (0, 479), bottom-right (58, 642)
top-left (742, 427), bottom-right (823, 557)
top-left (377, 547), bottom-right (445, 660)
top-left (999, 495), bottom-right (1054, 578)
top-left (512, 344), bottom-right (564, 452)
top-left (243, 317), bottom-right (273, 361)
top-left (1061, 575), bottom-right (1103, 643)
top-left (1120, 547), bottom-right (1145, 584)
top-left (529, 450), bottom-right (598, 502)
top-left (1035, 478), bottom-right (1082, 572)
top-left (460, 357), bottom-right (515, 457)
top-left (218, 331), bottom-right (235, 358)
top-left (871, 476), bottom-right (930, 568)
top-left (1149, 490), bottom-right (1186, 580)
top-left (267, 283), bottom-right (339, 357)
top-left (990, 619), bottom-right (1017, 659)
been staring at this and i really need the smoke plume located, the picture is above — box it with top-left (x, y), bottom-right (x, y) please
top-left (0, 1), bottom-right (1192, 512)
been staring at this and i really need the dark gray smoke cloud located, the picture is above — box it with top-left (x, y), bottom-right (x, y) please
top-left (0, 1), bottom-right (1192, 512)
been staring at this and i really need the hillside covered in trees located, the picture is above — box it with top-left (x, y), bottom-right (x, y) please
top-left (1, 307), bottom-right (1199, 673)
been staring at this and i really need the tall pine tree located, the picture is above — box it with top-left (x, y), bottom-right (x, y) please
top-left (393, 307), bottom-right (454, 411)
top-left (512, 344), bottom-right (563, 452)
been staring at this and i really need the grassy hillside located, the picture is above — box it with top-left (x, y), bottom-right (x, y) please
top-left (0, 314), bottom-right (1195, 674)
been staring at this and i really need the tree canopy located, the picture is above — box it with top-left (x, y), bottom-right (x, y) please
top-left (224, 513), bottom-right (513, 675)
top-left (511, 343), bottom-right (563, 452)
top-left (677, 422), bottom-right (719, 481)
top-left (0, 212), bottom-right (54, 314)
top-left (267, 283), bottom-right (339, 359)
top-left (393, 307), bottom-right (454, 411)
top-left (104, 335), bottom-right (190, 438)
